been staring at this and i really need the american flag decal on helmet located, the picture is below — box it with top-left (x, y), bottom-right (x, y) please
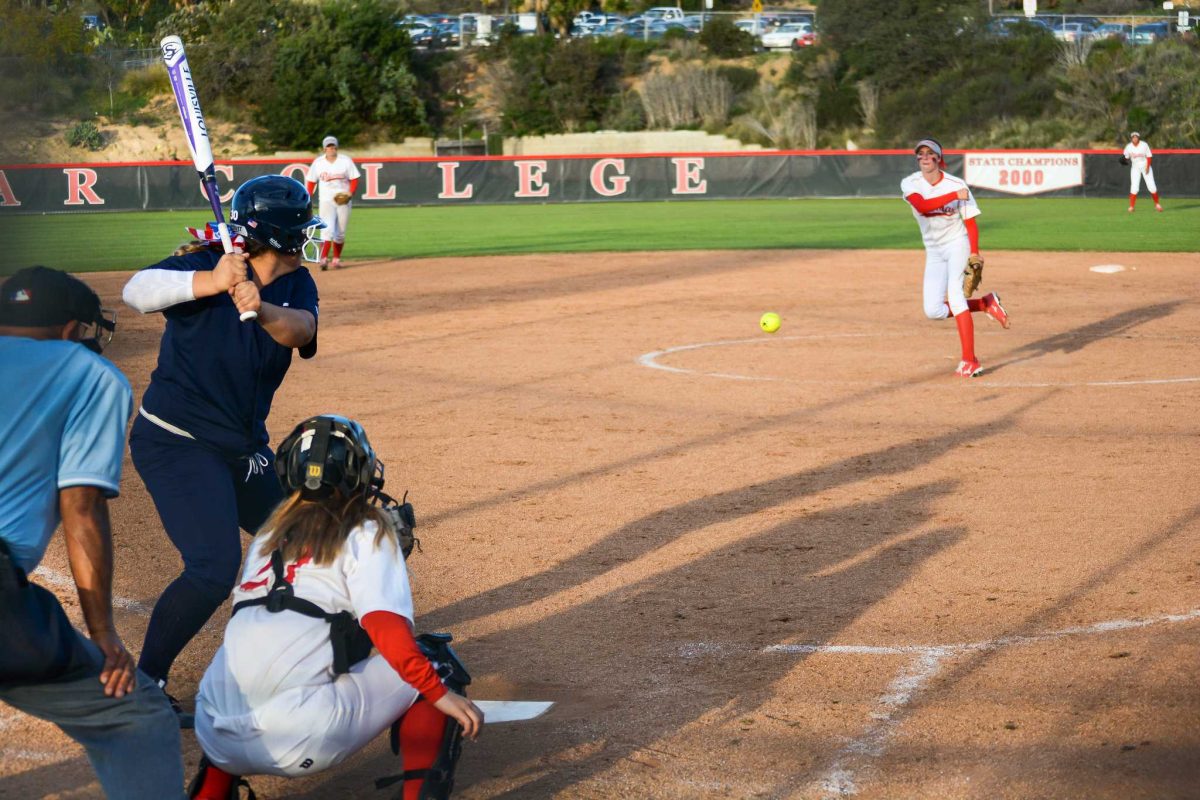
top-left (186, 222), bottom-right (246, 250)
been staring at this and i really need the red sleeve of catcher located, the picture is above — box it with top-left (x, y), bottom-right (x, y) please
top-left (905, 191), bottom-right (962, 215)
top-left (964, 217), bottom-right (980, 253)
top-left (362, 610), bottom-right (448, 702)
top-left (348, 178), bottom-right (359, 195)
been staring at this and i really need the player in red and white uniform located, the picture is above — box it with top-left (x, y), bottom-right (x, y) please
top-left (901, 138), bottom-right (1010, 378)
top-left (1123, 132), bottom-right (1162, 213)
top-left (188, 415), bottom-right (482, 800)
top-left (306, 136), bottom-right (361, 269)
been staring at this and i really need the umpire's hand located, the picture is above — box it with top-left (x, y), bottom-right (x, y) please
top-left (92, 629), bottom-right (136, 698)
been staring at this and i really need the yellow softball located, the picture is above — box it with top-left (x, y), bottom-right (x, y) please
top-left (759, 312), bottom-right (781, 334)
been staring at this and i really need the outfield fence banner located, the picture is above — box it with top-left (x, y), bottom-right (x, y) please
top-left (2, 150), bottom-right (1198, 214)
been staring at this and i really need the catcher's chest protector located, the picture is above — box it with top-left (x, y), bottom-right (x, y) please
top-left (231, 549), bottom-right (373, 674)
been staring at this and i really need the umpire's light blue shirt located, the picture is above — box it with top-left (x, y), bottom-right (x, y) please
top-left (0, 337), bottom-right (132, 573)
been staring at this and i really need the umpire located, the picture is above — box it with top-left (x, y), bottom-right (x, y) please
top-left (0, 267), bottom-right (185, 798)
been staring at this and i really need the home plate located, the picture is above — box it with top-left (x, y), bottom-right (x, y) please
top-left (475, 700), bottom-right (554, 723)
top-left (1090, 264), bottom-right (1127, 274)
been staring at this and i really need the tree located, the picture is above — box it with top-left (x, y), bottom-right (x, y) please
top-left (815, 0), bottom-right (981, 89)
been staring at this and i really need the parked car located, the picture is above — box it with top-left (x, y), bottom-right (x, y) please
top-left (1052, 21), bottom-right (1098, 42)
top-left (1089, 22), bottom-right (1132, 42)
top-left (760, 21), bottom-right (816, 50)
top-left (734, 17), bottom-right (768, 36)
top-left (618, 19), bottom-right (688, 39)
top-left (1132, 21), bottom-right (1172, 44)
top-left (644, 6), bottom-right (686, 22)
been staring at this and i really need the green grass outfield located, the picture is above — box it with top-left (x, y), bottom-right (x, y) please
top-left (2, 197), bottom-right (1195, 273)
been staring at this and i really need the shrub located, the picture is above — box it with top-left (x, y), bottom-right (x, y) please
top-left (639, 66), bottom-right (733, 129)
top-left (699, 17), bottom-right (757, 58)
top-left (715, 65), bottom-right (759, 95)
top-left (65, 120), bottom-right (104, 150)
top-left (495, 36), bottom-right (633, 135)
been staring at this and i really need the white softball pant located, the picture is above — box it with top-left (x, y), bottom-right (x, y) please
top-left (923, 237), bottom-right (970, 320)
top-left (1130, 167), bottom-right (1157, 195)
top-left (318, 198), bottom-right (352, 243)
top-left (195, 653), bottom-right (419, 777)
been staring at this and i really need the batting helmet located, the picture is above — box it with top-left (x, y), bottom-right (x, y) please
top-left (276, 415), bottom-right (384, 501)
top-left (229, 175), bottom-right (324, 255)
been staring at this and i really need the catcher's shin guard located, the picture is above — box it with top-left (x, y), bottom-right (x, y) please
top-left (376, 633), bottom-right (472, 800)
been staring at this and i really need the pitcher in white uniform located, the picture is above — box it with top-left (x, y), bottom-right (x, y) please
top-left (188, 415), bottom-right (483, 800)
top-left (1122, 132), bottom-right (1163, 213)
top-left (306, 136), bottom-right (361, 269)
top-left (901, 138), bottom-right (1011, 378)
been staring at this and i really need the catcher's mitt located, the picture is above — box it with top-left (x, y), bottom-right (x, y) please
top-left (963, 254), bottom-right (984, 298)
top-left (375, 490), bottom-right (419, 558)
top-left (333, 192), bottom-right (352, 205)
top-left (1119, 155), bottom-right (1130, 166)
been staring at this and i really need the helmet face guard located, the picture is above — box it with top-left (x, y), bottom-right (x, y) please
top-left (229, 175), bottom-right (325, 255)
top-left (276, 415), bottom-right (384, 501)
top-left (79, 307), bottom-right (117, 353)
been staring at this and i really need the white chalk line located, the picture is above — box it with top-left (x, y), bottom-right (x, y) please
top-left (760, 608), bottom-right (1200, 798)
top-left (30, 566), bottom-right (153, 616)
top-left (637, 333), bottom-right (1200, 388)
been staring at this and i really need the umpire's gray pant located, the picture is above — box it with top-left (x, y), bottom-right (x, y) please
top-left (0, 634), bottom-right (186, 799)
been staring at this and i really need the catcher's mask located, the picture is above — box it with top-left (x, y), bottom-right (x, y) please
top-left (229, 175), bottom-right (324, 256)
top-left (276, 415), bottom-right (384, 501)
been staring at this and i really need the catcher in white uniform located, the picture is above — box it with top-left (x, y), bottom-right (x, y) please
top-left (1121, 132), bottom-right (1163, 213)
top-left (901, 138), bottom-right (1010, 378)
top-left (306, 136), bottom-right (361, 270)
top-left (188, 414), bottom-right (483, 800)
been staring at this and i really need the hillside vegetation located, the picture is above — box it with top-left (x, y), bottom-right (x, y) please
top-left (2, 0), bottom-right (1197, 162)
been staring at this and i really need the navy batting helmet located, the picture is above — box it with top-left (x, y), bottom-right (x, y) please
top-left (276, 415), bottom-right (384, 501)
top-left (229, 175), bottom-right (324, 255)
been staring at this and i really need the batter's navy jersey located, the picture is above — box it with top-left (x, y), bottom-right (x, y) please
top-left (139, 249), bottom-right (318, 456)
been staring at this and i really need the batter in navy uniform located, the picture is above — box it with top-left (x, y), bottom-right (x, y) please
top-left (121, 175), bottom-right (323, 722)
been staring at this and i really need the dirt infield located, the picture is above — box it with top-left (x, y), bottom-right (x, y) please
top-left (3, 249), bottom-right (1199, 799)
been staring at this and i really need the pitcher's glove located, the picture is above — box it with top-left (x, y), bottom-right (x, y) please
top-left (333, 192), bottom-right (352, 205)
top-left (1119, 155), bottom-right (1130, 166)
top-left (963, 254), bottom-right (984, 298)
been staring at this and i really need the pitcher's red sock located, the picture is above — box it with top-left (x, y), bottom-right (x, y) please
top-left (1128, 194), bottom-right (1137, 209)
top-left (955, 310), bottom-right (977, 363)
top-left (320, 240), bottom-right (332, 261)
top-left (333, 241), bottom-right (344, 259)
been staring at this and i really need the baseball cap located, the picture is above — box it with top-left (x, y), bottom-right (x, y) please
top-left (322, 136), bottom-right (338, 148)
top-left (913, 138), bottom-right (943, 158)
top-left (0, 266), bottom-right (102, 327)
top-left (1130, 131), bottom-right (1140, 138)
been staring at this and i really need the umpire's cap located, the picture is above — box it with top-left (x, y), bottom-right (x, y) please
top-left (0, 266), bottom-right (102, 327)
